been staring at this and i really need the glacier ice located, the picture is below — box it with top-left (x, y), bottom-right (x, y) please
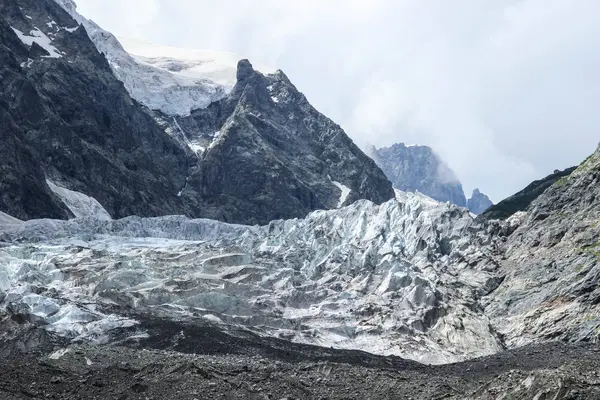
top-left (53, 0), bottom-right (271, 116)
top-left (0, 192), bottom-right (505, 364)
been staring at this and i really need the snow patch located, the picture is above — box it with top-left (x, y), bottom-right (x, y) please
top-left (330, 179), bottom-right (352, 208)
top-left (188, 141), bottom-right (206, 154)
top-left (0, 211), bottom-right (22, 226)
top-left (11, 27), bottom-right (62, 58)
top-left (20, 58), bottom-right (34, 68)
top-left (46, 180), bottom-right (111, 220)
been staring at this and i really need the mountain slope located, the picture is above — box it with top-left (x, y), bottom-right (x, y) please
top-left (480, 166), bottom-right (577, 220)
top-left (484, 147), bottom-right (600, 347)
top-left (0, 0), bottom-right (394, 225)
top-left (0, 0), bottom-right (190, 220)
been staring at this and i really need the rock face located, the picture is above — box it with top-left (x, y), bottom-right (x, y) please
top-left (0, 0), bottom-right (190, 220)
top-left (484, 147), bottom-right (600, 348)
top-left (371, 144), bottom-right (468, 207)
top-left (0, 0), bottom-right (394, 224)
top-left (480, 166), bottom-right (576, 220)
top-left (173, 60), bottom-right (395, 224)
top-left (467, 188), bottom-right (493, 214)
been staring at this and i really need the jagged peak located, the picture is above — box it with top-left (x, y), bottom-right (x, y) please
top-left (236, 58), bottom-right (255, 82)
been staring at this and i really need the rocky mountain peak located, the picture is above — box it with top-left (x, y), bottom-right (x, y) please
top-left (467, 188), bottom-right (493, 214)
top-left (236, 58), bottom-right (255, 82)
top-left (371, 143), bottom-right (467, 207)
top-left (0, 0), bottom-right (394, 225)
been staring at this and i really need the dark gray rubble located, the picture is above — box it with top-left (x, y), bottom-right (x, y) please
top-left (0, 314), bottom-right (599, 400)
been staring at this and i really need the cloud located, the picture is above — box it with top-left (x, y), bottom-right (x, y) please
top-left (74, 0), bottom-right (600, 201)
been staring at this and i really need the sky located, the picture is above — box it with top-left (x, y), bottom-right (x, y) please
top-left (74, 0), bottom-right (600, 202)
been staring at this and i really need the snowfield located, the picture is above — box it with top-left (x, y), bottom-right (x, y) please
top-left (54, 0), bottom-right (272, 116)
top-left (0, 192), bottom-right (505, 364)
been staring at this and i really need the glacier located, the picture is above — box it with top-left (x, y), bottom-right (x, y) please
top-left (54, 0), bottom-right (271, 116)
top-left (0, 191), bottom-right (506, 364)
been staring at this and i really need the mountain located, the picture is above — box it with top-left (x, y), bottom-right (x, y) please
top-left (370, 143), bottom-right (494, 214)
top-left (171, 60), bottom-right (395, 223)
top-left (0, 0), bottom-right (189, 220)
top-left (467, 188), bottom-right (493, 214)
top-left (370, 143), bottom-right (468, 207)
top-left (0, 0), bottom-right (393, 224)
top-left (3, 0), bottom-right (600, 398)
top-left (480, 166), bottom-right (577, 220)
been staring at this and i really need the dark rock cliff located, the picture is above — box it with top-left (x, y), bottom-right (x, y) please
top-left (0, 0), bottom-right (190, 220)
top-left (165, 60), bottom-right (395, 224)
top-left (0, 0), bottom-right (394, 224)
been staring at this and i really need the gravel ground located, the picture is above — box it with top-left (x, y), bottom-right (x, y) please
top-left (1, 315), bottom-right (600, 399)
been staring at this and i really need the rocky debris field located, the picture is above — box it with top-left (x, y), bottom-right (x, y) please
top-left (1, 313), bottom-right (600, 400)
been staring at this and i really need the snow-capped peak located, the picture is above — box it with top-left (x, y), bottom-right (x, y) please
top-left (117, 37), bottom-right (246, 88)
top-left (53, 0), bottom-right (272, 116)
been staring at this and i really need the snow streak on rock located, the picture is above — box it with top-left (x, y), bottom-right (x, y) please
top-left (11, 26), bottom-right (62, 58)
top-left (46, 180), bottom-right (112, 220)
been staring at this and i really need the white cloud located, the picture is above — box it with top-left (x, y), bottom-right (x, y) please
top-left (74, 0), bottom-right (600, 201)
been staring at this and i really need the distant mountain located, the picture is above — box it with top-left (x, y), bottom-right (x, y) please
top-left (467, 188), bottom-right (493, 214)
top-left (369, 143), bottom-right (467, 207)
top-left (369, 143), bottom-right (493, 214)
top-left (0, 0), bottom-right (394, 224)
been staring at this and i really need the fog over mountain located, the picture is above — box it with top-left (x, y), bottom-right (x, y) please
top-left (74, 0), bottom-right (600, 202)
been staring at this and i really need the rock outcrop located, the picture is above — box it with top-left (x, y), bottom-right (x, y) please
top-left (173, 60), bottom-right (394, 224)
top-left (370, 143), bottom-right (468, 207)
top-left (467, 188), bottom-right (493, 214)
